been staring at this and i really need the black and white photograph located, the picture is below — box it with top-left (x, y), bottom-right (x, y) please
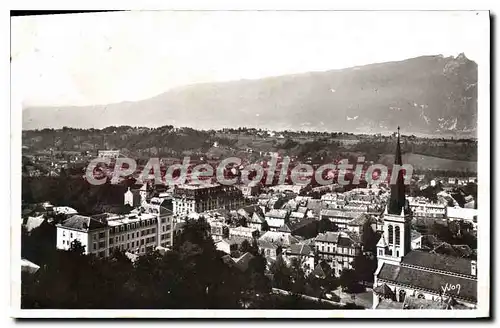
top-left (10, 9), bottom-right (490, 318)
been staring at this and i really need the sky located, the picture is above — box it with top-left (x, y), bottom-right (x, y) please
top-left (11, 11), bottom-right (484, 107)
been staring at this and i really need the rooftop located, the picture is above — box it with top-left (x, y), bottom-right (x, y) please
top-left (59, 215), bottom-right (107, 232)
top-left (378, 261), bottom-right (476, 303)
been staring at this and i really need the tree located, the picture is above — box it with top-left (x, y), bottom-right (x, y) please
top-left (69, 239), bottom-right (86, 255)
top-left (240, 239), bottom-right (251, 253)
top-left (351, 254), bottom-right (377, 283)
top-left (289, 257), bottom-right (307, 295)
top-left (339, 269), bottom-right (358, 293)
top-left (318, 217), bottom-right (338, 233)
top-left (270, 255), bottom-right (292, 290)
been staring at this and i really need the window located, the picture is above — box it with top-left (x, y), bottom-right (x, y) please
top-left (63, 231), bottom-right (66, 237)
top-left (70, 233), bottom-right (73, 238)
top-left (99, 232), bottom-right (105, 239)
top-left (378, 249), bottom-right (383, 256)
top-left (395, 226), bottom-right (401, 246)
top-left (109, 238), bottom-right (113, 245)
top-left (388, 225), bottom-right (394, 244)
top-left (98, 241), bottom-right (105, 249)
top-left (131, 241), bottom-right (135, 247)
top-left (161, 218), bottom-right (166, 224)
top-left (93, 243), bottom-right (97, 250)
top-left (93, 233), bottom-right (97, 241)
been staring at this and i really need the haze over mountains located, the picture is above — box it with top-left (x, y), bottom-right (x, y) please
top-left (22, 54), bottom-right (477, 137)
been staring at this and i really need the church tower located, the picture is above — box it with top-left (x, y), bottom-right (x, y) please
top-left (377, 127), bottom-right (412, 264)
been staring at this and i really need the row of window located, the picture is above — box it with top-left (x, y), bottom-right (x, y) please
top-left (317, 245), bottom-right (355, 255)
top-left (387, 225), bottom-right (401, 246)
top-left (109, 219), bottom-right (157, 234)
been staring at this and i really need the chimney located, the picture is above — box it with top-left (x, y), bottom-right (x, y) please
top-left (471, 260), bottom-right (477, 276)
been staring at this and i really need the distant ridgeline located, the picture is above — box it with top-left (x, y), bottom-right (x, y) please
top-left (22, 126), bottom-right (477, 164)
top-left (23, 55), bottom-right (477, 136)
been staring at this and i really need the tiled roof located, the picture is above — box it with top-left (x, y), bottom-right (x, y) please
top-left (259, 231), bottom-right (299, 246)
top-left (237, 205), bottom-right (263, 218)
top-left (411, 230), bottom-right (422, 240)
top-left (402, 250), bottom-right (474, 277)
top-left (315, 231), bottom-right (340, 243)
top-left (222, 236), bottom-right (248, 246)
top-left (265, 209), bottom-right (289, 219)
top-left (338, 236), bottom-right (356, 247)
top-left (377, 262), bottom-right (477, 303)
top-left (311, 261), bottom-right (330, 278)
top-left (320, 209), bottom-right (358, 219)
top-left (234, 252), bottom-right (255, 271)
top-left (287, 243), bottom-right (313, 256)
top-left (60, 215), bottom-right (107, 232)
top-left (278, 218), bottom-right (316, 234)
top-left (257, 239), bottom-right (279, 250)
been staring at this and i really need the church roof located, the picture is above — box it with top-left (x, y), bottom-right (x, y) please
top-left (377, 261), bottom-right (477, 303)
top-left (402, 250), bottom-right (474, 277)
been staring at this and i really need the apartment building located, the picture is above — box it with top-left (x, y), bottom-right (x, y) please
top-left (172, 183), bottom-right (245, 216)
top-left (408, 197), bottom-right (447, 218)
top-left (314, 231), bottom-right (362, 276)
top-left (56, 205), bottom-right (175, 257)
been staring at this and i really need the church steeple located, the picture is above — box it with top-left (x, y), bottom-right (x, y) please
top-left (387, 127), bottom-right (408, 215)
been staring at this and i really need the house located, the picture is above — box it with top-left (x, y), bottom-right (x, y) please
top-left (215, 237), bottom-right (248, 255)
top-left (259, 231), bottom-right (299, 247)
top-left (264, 209), bottom-right (290, 231)
top-left (258, 240), bottom-right (281, 259)
top-left (56, 215), bottom-right (110, 257)
top-left (229, 226), bottom-right (259, 240)
top-left (314, 231), bottom-right (362, 276)
top-left (283, 243), bottom-right (315, 274)
top-left (209, 221), bottom-right (228, 241)
top-left (278, 218), bottom-right (318, 239)
top-left (237, 205), bottom-right (266, 231)
top-left (320, 209), bottom-right (359, 230)
top-left (411, 230), bottom-right (422, 250)
top-left (311, 261), bottom-right (333, 279)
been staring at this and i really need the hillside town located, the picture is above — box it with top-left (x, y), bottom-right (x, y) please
top-left (21, 129), bottom-right (478, 310)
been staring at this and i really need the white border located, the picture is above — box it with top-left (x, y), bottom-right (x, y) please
top-left (7, 4), bottom-right (491, 320)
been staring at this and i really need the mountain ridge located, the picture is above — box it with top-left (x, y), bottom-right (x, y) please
top-left (22, 54), bottom-right (478, 137)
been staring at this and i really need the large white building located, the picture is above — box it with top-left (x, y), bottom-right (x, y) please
top-left (56, 204), bottom-right (175, 257)
top-left (56, 215), bottom-right (109, 256)
top-left (172, 183), bottom-right (245, 216)
top-left (408, 197), bottom-right (447, 218)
